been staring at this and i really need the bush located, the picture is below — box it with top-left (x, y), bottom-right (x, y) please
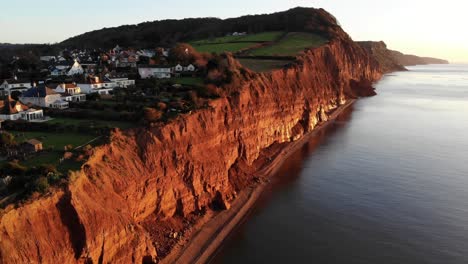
top-left (1, 162), bottom-right (27, 176)
top-left (143, 107), bottom-right (163, 123)
top-left (0, 132), bottom-right (16, 147)
top-left (32, 177), bottom-right (49, 194)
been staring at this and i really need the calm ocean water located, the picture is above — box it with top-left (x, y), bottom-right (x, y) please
top-left (212, 64), bottom-right (468, 264)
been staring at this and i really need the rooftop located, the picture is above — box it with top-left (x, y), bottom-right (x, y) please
top-left (0, 97), bottom-right (29, 115)
top-left (26, 139), bottom-right (42, 146)
top-left (21, 84), bottom-right (58, 98)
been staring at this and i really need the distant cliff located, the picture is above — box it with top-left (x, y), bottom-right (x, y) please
top-left (358, 41), bottom-right (407, 73)
top-left (358, 41), bottom-right (449, 73)
top-left (389, 50), bottom-right (449, 66)
top-left (0, 8), bottom-right (384, 264)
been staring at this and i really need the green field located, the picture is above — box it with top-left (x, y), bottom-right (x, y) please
top-left (190, 32), bottom-right (285, 53)
top-left (47, 117), bottom-right (135, 129)
top-left (6, 131), bottom-right (97, 170)
top-left (171, 77), bottom-right (204, 87)
top-left (190, 31), bottom-right (284, 45)
top-left (247, 32), bottom-right (328, 56)
top-left (238, 59), bottom-right (294, 72)
top-left (238, 32), bottom-right (284, 42)
top-left (192, 42), bottom-right (257, 53)
top-left (11, 131), bottom-right (96, 151)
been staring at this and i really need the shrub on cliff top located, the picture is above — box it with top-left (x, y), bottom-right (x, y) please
top-left (143, 107), bottom-right (164, 123)
top-left (31, 177), bottom-right (49, 194)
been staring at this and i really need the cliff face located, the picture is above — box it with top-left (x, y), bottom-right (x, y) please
top-left (389, 50), bottom-right (449, 66)
top-left (358, 41), bottom-right (449, 69)
top-left (357, 41), bottom-right (407, 73)
top-left (0, 32), bottom-right (383, 264)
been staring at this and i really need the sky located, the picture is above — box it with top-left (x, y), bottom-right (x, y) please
top-left (1, 0), bottom-right (467, 63)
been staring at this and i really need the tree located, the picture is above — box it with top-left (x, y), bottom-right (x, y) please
top-left (143, 107), bottom-right (163, 123)
top-left (0, 132), bottom-right (16, 148)
top-left (168, 43), bottom-right (200, 65)
top-left (10, 91), bottom-right (22, 101)
top-left (32, 177), bottom-right (49, 194)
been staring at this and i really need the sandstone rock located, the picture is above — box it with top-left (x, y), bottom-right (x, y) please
top-left (0, 12), bottom-right (383, 263)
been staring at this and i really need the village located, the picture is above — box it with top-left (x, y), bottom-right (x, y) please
top-left (0, 42), bottom-right (228, 201)
top-left (0, 29), bottom-right (327, 202)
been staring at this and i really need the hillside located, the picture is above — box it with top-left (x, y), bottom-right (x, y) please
top-left (358, 41), bottom-right (407, 73)
top-left (358, 41), bottom-right (449, 73)
top-left (60, 7), bottom-right (342, 49)
top-left (0, 7), bottom-right (384, 263)
top-left (390, 50), bottom-right (449, 66)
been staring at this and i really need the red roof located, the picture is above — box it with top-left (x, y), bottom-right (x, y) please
top-left (0, 97), bottom-right (29, 115)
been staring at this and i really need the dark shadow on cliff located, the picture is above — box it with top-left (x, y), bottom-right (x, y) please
top-left (56, 191), bottom-right (87, 259)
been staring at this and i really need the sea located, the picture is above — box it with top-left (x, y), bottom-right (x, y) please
top-left (212, 64), bottom-right (468, 264)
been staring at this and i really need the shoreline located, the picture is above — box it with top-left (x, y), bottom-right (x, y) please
top-left (161, 99), bottom-right (357, 264)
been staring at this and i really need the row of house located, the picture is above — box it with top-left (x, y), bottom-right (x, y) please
top-left (43, 46), bottom-right (171, 74)
top-left (0, 75), bottom-right (135, 97)
top-left (0, 81), bottom-right (91, 122)
top-left (138, 64), bottom-right (197, 79)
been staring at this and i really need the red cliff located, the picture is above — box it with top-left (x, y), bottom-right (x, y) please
top-left (0, 30), bottom-right (383, 264)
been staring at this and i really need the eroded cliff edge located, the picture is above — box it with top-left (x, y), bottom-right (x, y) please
top-left (0, 21), bottom-right (383, 264)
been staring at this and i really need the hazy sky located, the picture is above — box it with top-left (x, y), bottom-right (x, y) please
top-left (1, 0), bottom-right (467, 62)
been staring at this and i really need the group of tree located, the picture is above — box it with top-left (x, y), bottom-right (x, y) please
top-left (0, 162), bottom-right (61, 196)
top-left (59, 8), bottom-right (337, 49)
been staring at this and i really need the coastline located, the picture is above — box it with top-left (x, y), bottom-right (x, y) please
top-left (161, 99), bottom-right (357, 264)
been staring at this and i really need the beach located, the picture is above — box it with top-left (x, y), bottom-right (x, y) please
top-left (160, 99), bottom-right (357, 264)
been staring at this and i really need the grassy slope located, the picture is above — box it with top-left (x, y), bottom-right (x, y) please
top-left (191, 31), bottom-right (283, 44)
top-left (247, 32), bottom-right (328, 56)
top-left (238, 59), bottom-right (293, 72)
top-left (192, 43), bottom-right (257, 53)
top-left (190, 31), bottom-right (284, 53)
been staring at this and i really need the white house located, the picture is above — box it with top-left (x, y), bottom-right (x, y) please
top-left (40, 56), bottom-right (56, 62)
top-left (174, 64), bottom-right (184, 72)
top-left (186, 64), bottom-right (196, 72)
top-left (19, 84), bottom-right (69, 109)
top-left (138, 65), bottom-right (172, 79)
top-left (0, 97), bottom-right (44, 121)
top-left (50, 68), bottom-right (68, 76)
top-left (174, 64), bottom-right (196, 72)
top-left (0, 78), bottom-right (32, 96)
top-left (137, 49), bottom-right (156, 58)
top-left (232, 32), bottom-right (247, 36)
top-left (55, 61), bottom-right (72, 70)
top-left (109, 77), bottom-right (135, 88)
top-left (55, 83), bottom-right (87, 102)
top-left (77, 77), bottom-right (114, 95)
top-left (67, 60), bottom-right (85, 76)
top-left (173, 64), bottom-right (197, 77)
